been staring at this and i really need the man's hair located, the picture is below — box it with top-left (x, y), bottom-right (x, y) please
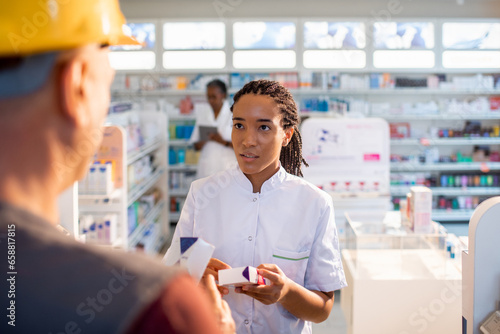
top-left (206, 79), bottom-right (227, 96)
top-left (231, 79), bottom-right (308, 177)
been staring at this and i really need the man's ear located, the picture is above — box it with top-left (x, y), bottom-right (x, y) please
top-left (283, 126), bottom-right (294, 147)
top-left (58, 56), bottom-right (90, 128)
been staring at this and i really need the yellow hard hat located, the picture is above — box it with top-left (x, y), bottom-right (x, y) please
top-left (0, 0), bottom-right (139, 56)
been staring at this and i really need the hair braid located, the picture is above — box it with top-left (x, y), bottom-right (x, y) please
top-left (231, 79), bottom-right (309, 177)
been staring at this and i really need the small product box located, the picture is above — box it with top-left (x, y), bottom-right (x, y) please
top-left (218, 266), bottom-right (267, 287)
top-left (410, 186), bottom-right (433, 234)
top-left (163, 237), bottom-right (215, 284)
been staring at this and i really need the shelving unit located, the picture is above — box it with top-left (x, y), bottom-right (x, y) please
top-left (166, 115), bottom-right (198, 224)
top-left (390, 162), bottom-right (500, 172)
top-left (390, 186), bottom-right (500, 197)
top-left (76, 111), bottom-right (169, 255)
top-left (111, 69), bottom-right (500, 224)
top-left (390, 138), bottom-right (500, 146)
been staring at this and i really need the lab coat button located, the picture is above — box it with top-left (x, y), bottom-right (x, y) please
top-left (248, 236), bottom-right (253, 241)
top-left (244, 320), bottom-right (249, 325)
top-left (253, 198), bottom-right (257, 202)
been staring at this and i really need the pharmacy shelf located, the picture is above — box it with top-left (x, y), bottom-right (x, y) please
top-left (390, 162), bottom-right (500, 172)
top-left (127, 168), bottom-right (165, 206)
top-left (376, 113), bottom-right (500, 121)
top-left (128, 200), bottom-right (165, 248)
top-left (432, 209), bottom-right (475, 222)
top-left (113, 87), bottom-right (500, 98)
top-left (169, 212), bottom-right (181, 222)
top-left (300, 111), bottom-right (343, 118)
top-left (127, 139), bottom-right (162, 165)
top-left (168, 115), bottom-right (197, 122)
top-left (390, 138), bottom-right (500, 146)
top-left (169, 188), bottom-right (190, 196)
top-left (293, 88), bottom-right (500, 95)
top-left (169, 139), bottom-right (191, 146)
top-left (169, 164), bottom-right (198, 172)
top-left (391, 186), bottom-right (500, 197)
top-left (113, 88), bottom-right (240, 97)
top-left (78, 189), bottom-right (122, 202)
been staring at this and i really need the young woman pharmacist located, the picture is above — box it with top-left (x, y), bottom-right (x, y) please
top-left (166, 80), bottom-right (346, 333)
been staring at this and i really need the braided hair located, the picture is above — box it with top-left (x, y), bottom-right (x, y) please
top-left (231, 79), bottom-right (308, 177)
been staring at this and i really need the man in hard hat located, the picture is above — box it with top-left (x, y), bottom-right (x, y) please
top-left (0, 1), bottom-right (234, 333)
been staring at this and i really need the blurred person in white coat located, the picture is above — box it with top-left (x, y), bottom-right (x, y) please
top-left (191, 79), bottom-right (236, 179)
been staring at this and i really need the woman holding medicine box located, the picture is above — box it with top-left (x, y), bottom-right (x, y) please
top-left (166, 79), bottom-right (346, 334)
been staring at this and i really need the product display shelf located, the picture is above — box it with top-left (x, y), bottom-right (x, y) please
top-left (112, 87), bottom-right (500, 97)
top-left (76, 111), bottom-right (169, 253)
top-left (169, 139), bottom-right (191, 146)
top-left (299, 111), bottom-right (343, 118)
top-left (112, 88), bottom-right (241, 97)
top-left (169, 212), bottom-right (181, 222)
top-left (390, 162), bottom-right (500, 172)
top-left (431, 209), bottom-right (476, 222)
top-left (378, 113), bottom-right (500, 121)
top-left (390, 138), bottom-right (500, 146)
top-left (127, 139), bottom-right (162, 165)
top-left (390, 186), bottom-right (500, 197)
top-left (169, 188), bottom-right (190, 197)
top-left (168, 115), bottom-right (197, 122)
top-left (169, 164), bottom-right (197, 172)
top-left (128, 200), bottom-right (165, 249)
top-left (127, 168), bottom-right (165, 207)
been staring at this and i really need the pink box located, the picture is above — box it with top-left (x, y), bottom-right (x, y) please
top-left (218, 266), bottom-right (266, 287)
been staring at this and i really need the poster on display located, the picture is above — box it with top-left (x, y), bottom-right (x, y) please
top-left (301, 118), bottom-right (390, 196)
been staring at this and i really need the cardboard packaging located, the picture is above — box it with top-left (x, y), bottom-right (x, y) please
top-left (409, 186), bottom-right (433, 234)
top-left (218, 266), bottom-right (268, 287)
top-left (163, 237), bottom-right (215, 283)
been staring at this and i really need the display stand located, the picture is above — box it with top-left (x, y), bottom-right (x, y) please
top-left (67, 110), bottom-right (169, 254)
top-left (301, 117), bottom-right (391, 236)
top-left (462, 196), bottom-right (500, 334)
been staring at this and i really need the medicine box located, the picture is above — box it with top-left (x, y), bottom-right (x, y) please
top-left (218, 266), bottom-right (267, 287)
top-left (410, 186), bottom-right (433, 234)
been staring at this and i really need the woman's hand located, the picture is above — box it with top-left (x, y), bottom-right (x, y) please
top-left (203, 274), bottom-right (236, 334)
top-left (194, 140), bottom-right (206, 151)
top-left (201, 258), bottom-right (231, 296)
top-left (235, 264), bottom-right (290, 305)
top-left (208, 132), bottom-right (225, 145)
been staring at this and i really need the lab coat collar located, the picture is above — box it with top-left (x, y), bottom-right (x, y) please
top-left (233, 163), bottom-right (287, 194)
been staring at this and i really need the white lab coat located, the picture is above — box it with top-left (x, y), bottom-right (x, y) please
top-left (166, 165), bottom-right (347, 334)
top-left (190, 100), bottom-right (237, 179)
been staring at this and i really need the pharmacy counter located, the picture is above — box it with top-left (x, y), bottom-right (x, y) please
top-left (341, 247), bottom-right (462, 334)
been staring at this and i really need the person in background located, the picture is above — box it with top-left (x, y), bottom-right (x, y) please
top-left (0, 1), bottom-right (234, 333)
top-left (167, 79), bottom-right (347, 333)
top-left (191, 79), bottom-right (237, 179)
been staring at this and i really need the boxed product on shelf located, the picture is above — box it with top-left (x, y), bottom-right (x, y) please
top-left (79, 214), bottom-right (118, 245)
top-left (389, 122), bottom-right (411, 139)
top-left (409, 186), bottom-right (433, 234)
top-left (128, 155), bottom-right (154, 191)
top-left (79, 162), bottom-right (115, 196)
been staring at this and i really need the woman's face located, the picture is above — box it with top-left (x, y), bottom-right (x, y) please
top-left (231, 94), bottom-right (293, 189)
top-left (206, 86), bottom-right (226, 113)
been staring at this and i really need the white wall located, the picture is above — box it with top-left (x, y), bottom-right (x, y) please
top-left (120, 0), bottom-right (500, 20)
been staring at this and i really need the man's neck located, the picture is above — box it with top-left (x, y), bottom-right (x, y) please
top-left (0, 174), bottom-right (60, 225)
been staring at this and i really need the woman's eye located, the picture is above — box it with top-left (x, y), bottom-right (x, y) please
top-left (234, 123), bottom-right (243, 129)
top-left (260, 125), bottom-right (270, 131)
